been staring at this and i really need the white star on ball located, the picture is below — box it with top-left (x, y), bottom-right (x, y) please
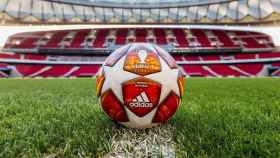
top-left (101, 56), bottom-right (139, 104)
top-left (146, 57), bottom-right (180, 105)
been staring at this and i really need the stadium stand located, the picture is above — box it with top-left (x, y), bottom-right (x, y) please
top-left (0, 27), bottom-right (280, 78)
top-left (3, 28), bottom-right (275, 50)
top-left (12, 64), bottom-right (100, 78)
top-left (0, 0), bottom-right (280, 78)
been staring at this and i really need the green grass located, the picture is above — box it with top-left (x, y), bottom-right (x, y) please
top-left (0, 79), bottom-right (114, 158)
top-left (173, 78), bottom-right (280, 158)
top-left (0, 78), bottom-right (279, 157)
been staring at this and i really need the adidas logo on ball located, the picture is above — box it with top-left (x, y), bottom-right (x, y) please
top-left (129, 92), bottom-right (153, 108)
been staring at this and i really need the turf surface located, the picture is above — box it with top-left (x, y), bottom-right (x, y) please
top-left (0, 78), bottom-right (279, 157)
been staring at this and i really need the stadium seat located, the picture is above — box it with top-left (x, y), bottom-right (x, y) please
top-left (208, 65), bottom-right (245, 77)
top-left (181, 65), bottom-right (214, 77)
top-left (173, 55), bottom-right (184, 61)
top-left (235, 54), bottom-right (256, 60)
top-left (70, 65), bottom-right (100, 77)
top-left (13, 32), bottom-right (45, 49)
top-left (67, 30), bottom-right (91, 48)
top-left (212, 30), bottom-right (238, 48)
top-left (0, 63), bottom-right (7, 67)
top-left (42, 31), bottom-right (69, 48)
top-left (272, 63), bottom-right (280, 67)
top-left (39, 65), bottom-right (74, 77)
top-left (172, 29), bottom-right (188, 47)
top-left (154, 29), bottom-right (167, 45)
top-left (0, 53), bottom-right (21, 59)
top-left (115, 29), bottom-right (129, 45)
top-left (235, 64), bottom-right (264, 76)
top-left (200, 55), bottom-right (220, 61)
top-left (24, 54), bottom-right (47, 60)
top-left (259, 52), bottom-right (280, 58)
top-left (93, 29), bottom-right (109, 48)
top-left (191, 29), bottom-right (211, 47)
top-left (15, 65), bottom-right (47, 77)
top-left (184, 56), bottom-right (200, 61)
top-left (135, 29), bottom-right (147, 42)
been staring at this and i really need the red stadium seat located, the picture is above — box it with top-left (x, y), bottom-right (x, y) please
top-left (173, 55), bottom-right (184, 61)
top-left (235, 54), bottom-right (256, 60)
top-left (272, 63), bottom-right (280, 67)
top-left (259, 52), bottom-right (280, 58)
top-left (115, 29), bottom-right (129, 45)
top-left (191, 29), bottom-right (211, 47)
top-left (15, 65), bottom-right (47, 77)
top-left (0, 63), bottom-right (7, 68)
top-left (208, 65), bottom-right (245, 77)
top-left (39, 65), bottom-right (74, 77)
top-left (184, 56), bottom-right (200, 61)
top-left (13, 32), bottom-right (45, 49)
top-left (93, 29), bottom-right (109, 48)
top-left (154, 29), bottom-right (167, 44)
top-left (181, 65), bottom-right (214, 77)
top-left (212, 30), bottom-right (237, 48)
top-left (235, 64), bottom-right (264, 75)
top-left (200, 55), bottom-right (220, 61)
top-left (0, 53), bottom-right (21, 59)
top-left (172, 29), bottom-right (188, 47)
top-left (42, 31), bottom-right (69, 48)
top-left (135, 29), bottom-right (147, 42)
top-left (67, 30), bottom-right (91, 48)
top-left (24, 54), bottom-right (47, 60)
top-left (70, 65), bottom-right (100, 77)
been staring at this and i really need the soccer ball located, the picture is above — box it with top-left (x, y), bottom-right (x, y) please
top-left (96, 43), bottom-right (185, 128)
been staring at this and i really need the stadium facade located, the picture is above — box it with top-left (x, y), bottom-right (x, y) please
top-left (0, 0), bottom-right (280, 25)
top-left (0, 0), bottom-right (279, 78)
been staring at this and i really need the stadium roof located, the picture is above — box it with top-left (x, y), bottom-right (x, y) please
top-left (0, 0), bottom-right (280, 24)
top-left (47, 0), bottom-right (230, 8)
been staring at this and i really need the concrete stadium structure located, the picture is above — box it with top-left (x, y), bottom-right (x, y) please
top-left (0, 0), bottom-right (280, 25)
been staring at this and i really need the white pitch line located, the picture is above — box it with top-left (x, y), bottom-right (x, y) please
top-left (105, 124), bottom-right (176, 158)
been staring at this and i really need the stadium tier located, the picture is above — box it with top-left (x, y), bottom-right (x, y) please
top-left (3, 28), bottom-right (275, 50)
top-left (0, 28), bottom-right (280, 78)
